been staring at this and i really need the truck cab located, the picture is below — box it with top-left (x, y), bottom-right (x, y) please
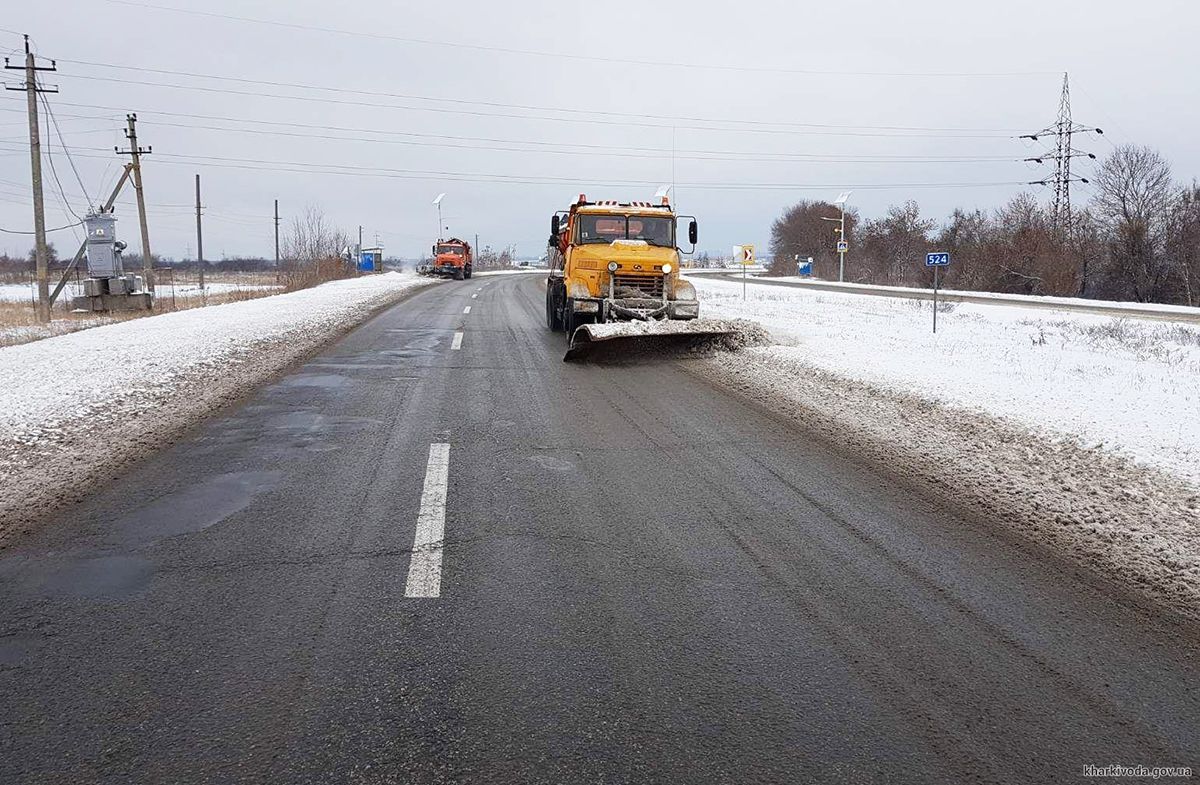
top-left (545, 195), bottom-right (699, 334)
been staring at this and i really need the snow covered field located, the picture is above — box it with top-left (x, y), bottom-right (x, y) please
top-left (0, 281), bottom-right (281, 303)
top-left (152, 282), bottom-right (282, 300)
top-left (691, 275), bottom-right (1200, 486)
top-left (0, 272), bottom-right (437, 541)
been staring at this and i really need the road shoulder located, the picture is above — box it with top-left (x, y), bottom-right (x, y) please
top-left (0, 274), bottom-right (439, 547)
top-left (688, 346), bottom-right (1200, 622)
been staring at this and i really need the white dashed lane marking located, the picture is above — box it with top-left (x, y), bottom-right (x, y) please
top-left (404, 443), bottom-right (451, 598)
top-left (451, 332), bottom-right (463, 350)
top-left (463, 306), bottom-right (471, 314)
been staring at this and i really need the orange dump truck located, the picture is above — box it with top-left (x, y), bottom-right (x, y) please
top-left (430, 238), bottom-right (473, 280)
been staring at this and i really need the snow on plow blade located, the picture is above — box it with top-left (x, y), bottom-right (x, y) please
top-left (563, 318), bottom-right (768, 362)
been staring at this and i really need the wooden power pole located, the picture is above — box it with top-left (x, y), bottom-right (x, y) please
top-left (117, 113), bottom-right (153, 292)
top-left (194, 174), bottom-right (204, 290)
top-left (273, 199), bottom-right (280, 265)
top-left (4, 35), bottom-right (58, 322)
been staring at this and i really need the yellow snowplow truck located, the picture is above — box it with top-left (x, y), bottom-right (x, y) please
top-left (546, 195), bottom-right (735, 360)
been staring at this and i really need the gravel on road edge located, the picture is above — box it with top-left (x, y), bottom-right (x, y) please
top-left (690, 346), bottom-right (1200, 622)
top-left (0, 282), bottom-right (435, 548)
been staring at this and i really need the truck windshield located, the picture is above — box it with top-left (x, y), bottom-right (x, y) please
top-left (577, 215), bottom-right (674, 248)
top-left (437, 246), bottom-right (463, 256)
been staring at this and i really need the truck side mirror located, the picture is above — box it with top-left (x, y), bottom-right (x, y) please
top-left (431, 245), bottom-right (436, 255)
top-left (551, 215), bottom-right (560, 237)
top-left (688, 220), bottom-right (698, 245)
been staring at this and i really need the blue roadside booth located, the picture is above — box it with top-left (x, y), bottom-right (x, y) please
top-left (358, 246), bottom-right (384, 273)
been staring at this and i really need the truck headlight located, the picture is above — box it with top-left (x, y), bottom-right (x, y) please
top-left (674, 279), bottom-right (696, 300)
top-left (662, 263), bottom-right (673, 274)
top-left (607, 261), bottom-right (618, 272)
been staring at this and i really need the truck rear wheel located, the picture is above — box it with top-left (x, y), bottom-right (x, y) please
top-left (464, 265), bottom-right (472, 280)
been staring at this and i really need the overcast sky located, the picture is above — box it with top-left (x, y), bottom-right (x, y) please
top-left (1, 0), bottom-right (1196, 261)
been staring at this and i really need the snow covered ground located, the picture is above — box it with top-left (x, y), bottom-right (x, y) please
top-left (691, 275), bottom-right (1200, 486)
top-left (0, 281), bottom-right (281, 304)
top-left (0, 283), bottom-right (40, 303)
top-left (0, 272), bottom-right (437, 541)
top-left (152, 282), bottom-right (282, 299)
top-left (751, 275), bottom-right (1200, 319)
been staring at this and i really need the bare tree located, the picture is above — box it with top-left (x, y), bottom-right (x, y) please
top-left (279, 204), bottom-right (353, 291)
top-left (857, 201), bottom-right (934, 286)
top-left (1093, 145), bottom-right (1178, 302)
top-left (768, 200), bottom-right (857, 278)
top-left (1165, 183), bottom-right (1200, 306)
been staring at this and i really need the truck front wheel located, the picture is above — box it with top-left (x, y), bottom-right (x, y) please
top-left (546, 283), bottom-right (563, 331)
top-left (453, 268), bottom-right (465, 281)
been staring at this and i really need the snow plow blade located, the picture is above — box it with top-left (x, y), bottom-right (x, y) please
top-left (563, 318), bottom-right (767, 362)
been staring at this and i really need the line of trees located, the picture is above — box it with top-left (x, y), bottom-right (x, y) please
top-left (768, 144), bottom-right (1200, 305)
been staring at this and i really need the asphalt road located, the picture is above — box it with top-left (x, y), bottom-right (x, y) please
top-left (1, 273), bottom-right (1197, 784)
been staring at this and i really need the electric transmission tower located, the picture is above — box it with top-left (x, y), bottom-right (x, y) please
top-left (1021, 73), bottom-right (1102, 237)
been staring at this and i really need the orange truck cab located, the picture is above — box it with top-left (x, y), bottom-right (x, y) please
top-left (545, 195), bottom-right (699, 335)
top-left (431, 238), bottom-right (473, 280)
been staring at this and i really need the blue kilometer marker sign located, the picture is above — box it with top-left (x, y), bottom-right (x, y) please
top-left (925, 252), bottom-right (950, 333)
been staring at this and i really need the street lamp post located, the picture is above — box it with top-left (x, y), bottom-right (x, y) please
top-left (820, 192), bottom-right (853, 282)
top-left (433, 192), bottom-right (446, 241)
top-left (833, 191), bottom-right (851, 283)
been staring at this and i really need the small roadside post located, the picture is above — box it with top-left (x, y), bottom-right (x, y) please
top-left (925, 251), bottom-right (950, 333)
top-left (736, 244), bottom-right (755, 300)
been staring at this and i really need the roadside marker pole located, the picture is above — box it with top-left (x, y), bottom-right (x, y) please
top-left (933, 265), bottom-right (939, 334)
top-left (925, 252), bottom-right (950, 334)
top-left (737, 244), bottom-right (754, 301)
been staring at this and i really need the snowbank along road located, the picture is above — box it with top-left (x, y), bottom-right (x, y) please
top-left (0, 273), bottom-right (1197, 783)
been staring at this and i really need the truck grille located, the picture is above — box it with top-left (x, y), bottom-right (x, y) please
top-left (612, 273), bottom-right (664, 298)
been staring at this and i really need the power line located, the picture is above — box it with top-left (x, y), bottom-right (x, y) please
top-left (24, 101), bottom-right (1022, 160)
top-left (39, 91), bottom-right (94, 209)
top-left (0, 141), bottom-right (1030, 192)
top-left (53, 72), bottom-right (1018, 139)
top-left (101, 0), bottom-right (1059, 79)
top-left (133, 118), bottom-right (1021, 166)
top-left (0, 219), bottom-right (82, 234)
top-left (54, 57), bottom-right (1031, 134)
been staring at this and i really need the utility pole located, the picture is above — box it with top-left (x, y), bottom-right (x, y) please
top-left (838, 204), bottom-right (846, 282)
top-left (5, 35), bottom-right (58, 322)
top-left (117, 113), bottom-right (154, 291)
top-left (273, 199), bottom-right (280, 265)
top-left (194, 174), bottom-right (204, 289)
top-left (357, 224), bottom-right (363, 271)
top-left (1022, 73), bottom-right (1102, 238)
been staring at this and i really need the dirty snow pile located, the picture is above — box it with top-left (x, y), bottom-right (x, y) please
top-left (687, 275), bottom-right (1200, 619)
top-left (582, 316), bottom-right (765, 341)
top-left (689, 275), bottom-right (1200, 485)
top-left (0, 272), bottom-right (435, 539)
